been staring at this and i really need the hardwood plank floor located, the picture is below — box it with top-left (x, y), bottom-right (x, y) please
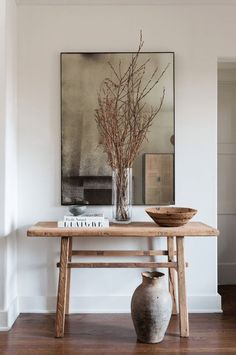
top-left (0, 286), bottom-right (235, 355)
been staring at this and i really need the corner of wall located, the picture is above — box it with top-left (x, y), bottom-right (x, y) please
top-left (0, 297), bottom-right (19, 331)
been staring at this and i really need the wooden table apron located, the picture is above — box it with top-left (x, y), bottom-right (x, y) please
top-left (27, 221), bottom-right (219, 339)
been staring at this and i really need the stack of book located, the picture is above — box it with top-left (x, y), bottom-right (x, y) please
top-left (57, 213), bottom-right (109, 228)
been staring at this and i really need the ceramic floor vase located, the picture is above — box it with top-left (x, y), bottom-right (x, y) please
top-left (131, 271), bottom-right (172, 343)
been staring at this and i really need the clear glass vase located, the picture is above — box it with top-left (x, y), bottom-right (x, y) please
top-left (112, 168), bottom-right (132, 223)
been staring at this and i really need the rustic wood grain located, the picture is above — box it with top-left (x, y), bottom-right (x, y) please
top-left (72, 250), bottom-right (171, 256)
top-left (57, 262), bottom-right (178, 268)
top-left (27, 221), bottom-right (219, 238)
top-left (65, 237), bottom-right (72, 315)
top-left (27, 221), bottom-right (218, 340)
top-left (55, 237), bottom-right (70, 338)
top-left (167, 237), bottom-right (178, 315)
top-left (146, 207), bottom-right (197, 227)
top-left (176, 237), bottom-right (189, 337)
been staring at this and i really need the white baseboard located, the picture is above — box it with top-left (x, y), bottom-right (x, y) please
top-left (218, 262), bottom-right (236, 284)
top-left (0, 297), bottom-right (19, 331)
top-left (0, 293), bottom-right (221, 331)
top-left (19, 294), bottom-right (222, 314)
top-left (188, 294), bottom-right (222, 313)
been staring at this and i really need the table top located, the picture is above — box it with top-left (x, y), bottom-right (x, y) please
top-left (27, 221), bottom-right (219, 238)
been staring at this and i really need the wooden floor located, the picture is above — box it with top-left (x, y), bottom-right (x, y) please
top-left (0, 286), bottom-right (236, 355)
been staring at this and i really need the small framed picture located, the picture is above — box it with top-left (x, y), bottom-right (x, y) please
top-left (144, 153), bottom-right (174, 205)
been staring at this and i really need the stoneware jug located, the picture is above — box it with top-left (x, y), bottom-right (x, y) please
top-left (131, 271), bottom-right (172, 343)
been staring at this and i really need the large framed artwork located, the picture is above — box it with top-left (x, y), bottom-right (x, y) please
top-left (61, 52), bottom-right (175, 205)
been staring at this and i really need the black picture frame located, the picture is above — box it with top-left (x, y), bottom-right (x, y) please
top-left (60, 52), bottom-right (175, 206)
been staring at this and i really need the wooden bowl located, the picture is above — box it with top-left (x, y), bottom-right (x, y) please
top-left (145, 207), bottom-right (197, 227)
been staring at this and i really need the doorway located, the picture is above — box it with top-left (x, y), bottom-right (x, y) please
top-left (218, 62), bottom-right (236, 285)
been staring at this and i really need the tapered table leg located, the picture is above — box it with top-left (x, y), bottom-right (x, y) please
top-left (55, 237), bottom-right (70, 338)
top-left (176, 237), bottom-right (189, 337)
top-left (167, 237), bottom-right (178, 315)
top-left (65, 237), bottom-right (73, 315)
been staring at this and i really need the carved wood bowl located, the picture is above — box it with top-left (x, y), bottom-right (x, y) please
top-left (145, 207), bottom-right (198, 227)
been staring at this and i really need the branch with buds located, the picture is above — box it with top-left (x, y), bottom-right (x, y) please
top-left (95, 32), bottom-right (169, 171)
top-left (94, 32), bottom-right (169, 220)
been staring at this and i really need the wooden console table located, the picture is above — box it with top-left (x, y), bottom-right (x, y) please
top-left (27, 221), bottom-right (218, 339)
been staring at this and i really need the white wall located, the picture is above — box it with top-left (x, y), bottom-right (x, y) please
top-left (0, 0), bottom-right (19, 330)
top-left (16, 3), bottom-right (227, 315)
top-left (0, 0), bottom-right (7, 238)
top-left (218, 67), bottom-right (236, 284)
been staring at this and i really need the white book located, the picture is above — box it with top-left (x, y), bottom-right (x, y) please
top-left (64, 213), bottom-right (104, 222)
top-left (58, 219), bottom-right (109, 228)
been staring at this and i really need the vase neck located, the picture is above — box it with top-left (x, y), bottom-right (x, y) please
top-left (142, 271), bottom-right (165, 288)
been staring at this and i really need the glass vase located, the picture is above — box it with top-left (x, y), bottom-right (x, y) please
top-left (112, 168), bottom-right (132, 223)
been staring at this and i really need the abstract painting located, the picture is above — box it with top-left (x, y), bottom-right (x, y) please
top-left (61, 52), bottom-right (175, 205)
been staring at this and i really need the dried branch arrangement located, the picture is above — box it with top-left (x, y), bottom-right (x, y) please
top-left (95, 33), bottom-right (169, 171)
top-left (95, 33), bottom-right (169, 221)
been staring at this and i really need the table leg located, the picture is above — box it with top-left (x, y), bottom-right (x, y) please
top-left (167, 237), bottom-right (178, 315)
top-left (176, 237), bottom-right (189, 337)
top-left (65, 237), bottom-right (73, 315)
top-left (55, 237), bottom-right (70, 338)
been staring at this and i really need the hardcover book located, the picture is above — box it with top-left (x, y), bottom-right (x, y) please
top-left (58, 219), bottom-right (109, 228)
